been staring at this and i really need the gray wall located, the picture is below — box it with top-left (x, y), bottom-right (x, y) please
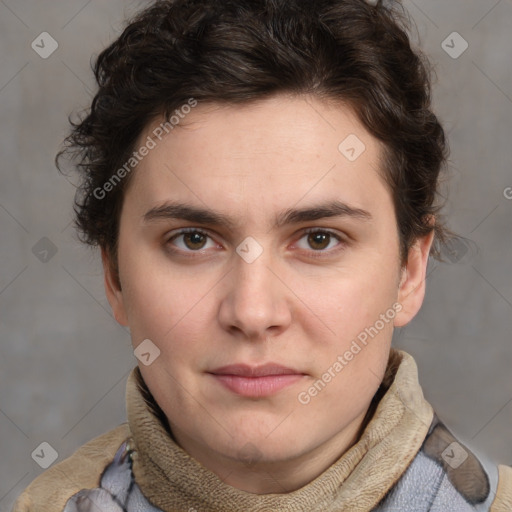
top-left (0, 0), bottom-right (511, 509)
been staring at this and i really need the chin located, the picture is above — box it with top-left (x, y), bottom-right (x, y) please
top-left (219, 432), bottom-right (307, 464)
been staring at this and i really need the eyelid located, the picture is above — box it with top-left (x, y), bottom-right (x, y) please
top-left (300, 227), bottom-right (346, 240)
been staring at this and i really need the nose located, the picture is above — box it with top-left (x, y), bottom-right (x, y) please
top-left (217, 248), bottom-right (292, 341)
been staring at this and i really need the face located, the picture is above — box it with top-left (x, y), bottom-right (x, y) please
top-left (103, 94), bottom-right (432, 485)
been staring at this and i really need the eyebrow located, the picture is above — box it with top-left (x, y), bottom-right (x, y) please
top-left (142, 200), bottom-right (372, 229)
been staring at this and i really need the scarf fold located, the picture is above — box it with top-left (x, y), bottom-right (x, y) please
top-left (126, 348), bottom-right (434, 512)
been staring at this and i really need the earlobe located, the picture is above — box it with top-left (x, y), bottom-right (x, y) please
top-left (101, 248), bottom-right (129, 326)
top-left (394, 229), bottom-right (435, 328)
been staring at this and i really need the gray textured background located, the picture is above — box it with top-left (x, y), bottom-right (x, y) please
top-left (0, 0), bottom-right (511, 509)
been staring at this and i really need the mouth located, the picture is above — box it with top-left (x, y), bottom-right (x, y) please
top-left (207, 363), bottom-right (307, 398)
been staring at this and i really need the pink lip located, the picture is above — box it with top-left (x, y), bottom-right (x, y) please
top-left (208, 364), bottom-right (306, 398)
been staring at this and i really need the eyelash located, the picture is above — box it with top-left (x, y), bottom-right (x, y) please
top-left (164, 227), bottom-right (347, 259)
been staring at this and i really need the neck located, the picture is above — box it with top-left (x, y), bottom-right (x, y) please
top-left (169, 409), bottom-right (368, 494)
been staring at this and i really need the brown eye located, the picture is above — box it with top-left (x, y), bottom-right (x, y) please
top-left (295, 228), bottom-right (346, 257)
top-left (166, 228), bottom-right (216, 253)
top-left (307, 231), bottom-right (331, 251)
top-left (182, 231), bottom-right (208, 250)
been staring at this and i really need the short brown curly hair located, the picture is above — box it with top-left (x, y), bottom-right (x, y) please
top-left (58, 0), bottom-right (453, 277)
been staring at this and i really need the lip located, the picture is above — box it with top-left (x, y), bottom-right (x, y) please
top-left (207, 364), bottom-right (306, 398)
top-left (210, 363), bottom-right (303, 377)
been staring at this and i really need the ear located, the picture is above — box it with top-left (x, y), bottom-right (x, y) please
top-left (101, 247), bottom-right (129, 326)
top-left (394, 228), bottom-right (435, 328)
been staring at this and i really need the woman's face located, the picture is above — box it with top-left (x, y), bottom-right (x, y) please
top-left (103, 94), bottom-right (430, 490)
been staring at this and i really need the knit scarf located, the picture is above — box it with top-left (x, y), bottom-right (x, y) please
top-left (127, 349), bottom-right (434, 511)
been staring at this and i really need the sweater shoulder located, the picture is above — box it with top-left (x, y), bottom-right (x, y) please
top-left (11, 423), bottom-right (131, 512)
top-left (491, 464), bottom-right (512, 512)
top-left (375, 412), bottom-right (506, 511)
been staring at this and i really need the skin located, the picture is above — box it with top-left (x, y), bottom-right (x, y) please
top-left (102, 93), bottom-right (434, 494)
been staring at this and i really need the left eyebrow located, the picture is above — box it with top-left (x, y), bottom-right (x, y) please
top-left (142, 199), bottom-right (373, 229)
top-left (276, 200), bottom-right (372, 227)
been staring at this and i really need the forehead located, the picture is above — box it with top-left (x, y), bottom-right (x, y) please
top-left (123, 94), bottom-right (392, 227)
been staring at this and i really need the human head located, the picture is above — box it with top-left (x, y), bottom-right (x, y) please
top-left (58, 0), bottom-right (453, 493)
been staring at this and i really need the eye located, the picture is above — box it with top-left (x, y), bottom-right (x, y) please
top-left (166, 228), bottom-right (218, 252)
top-left (164, 227), bottom-right (346, 258)
top-left (295, 228), bottom-right (345, 255)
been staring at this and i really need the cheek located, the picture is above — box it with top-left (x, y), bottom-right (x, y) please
top-left (298, 254), bottom-right (398, 389)
top-left (118, 249), bottom-right (221, 374)
top-left (307, 261), bottom-right (399, 334)
top-left (118, 234), bottom-right (185, 317)
top-left (123, 273), bottom-right (207, 343)
top-left (296, 271), bottom-right (395, 419)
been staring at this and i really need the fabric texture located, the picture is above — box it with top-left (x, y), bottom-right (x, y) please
top-left (12, 349), bottom-right (512, 511)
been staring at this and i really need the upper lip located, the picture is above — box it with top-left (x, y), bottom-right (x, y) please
top-left (208, 363), bottom-right (304, 377)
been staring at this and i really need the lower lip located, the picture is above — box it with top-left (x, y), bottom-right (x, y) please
top-left (210, 374), bottom-right (304, 397)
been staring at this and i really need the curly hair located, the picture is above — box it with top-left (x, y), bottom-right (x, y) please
top-left (58, 0), bottom-right (454, 279)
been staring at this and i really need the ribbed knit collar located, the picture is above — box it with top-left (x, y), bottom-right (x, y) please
top-left (126, 349), bottom-right (433, 512)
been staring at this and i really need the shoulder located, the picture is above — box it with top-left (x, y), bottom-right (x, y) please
top-left (376, 412), bottom-right (511, 511)
top-left (12, 423), bottom-right (131, 512)
top-left (492, 464), bottom-right (512, 512)
top-left (420, 416), bottom-right (512, 511)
